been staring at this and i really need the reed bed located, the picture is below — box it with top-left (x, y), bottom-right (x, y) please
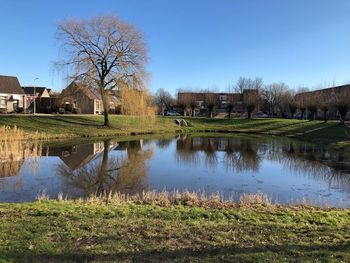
top-left (0, 126), bottom-right (43, 177)
top-left (36, 190), bottom-right (275, 209)
top-left (0, 125), bottom-right (49, 142)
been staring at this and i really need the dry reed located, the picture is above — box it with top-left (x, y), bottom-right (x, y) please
top-left (0, 126), bottom-right (43, 177)
top-left (0, 125), bottom-right (48, 141)
top-left (239, 192), bottom-right (272, 207)
top-left (37, 190), bottom-right (277, 209)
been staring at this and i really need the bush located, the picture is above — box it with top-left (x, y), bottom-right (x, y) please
top-left (51, 105), bottom-right (59, 113)
top-left (15, 107), bottom-right (23, 113)
top-left (64, 104), bottom-right (73, 112)
top-left (73, 108), bottom-right (82, 114)
top-left (58, 108), bottom-right (65, 114)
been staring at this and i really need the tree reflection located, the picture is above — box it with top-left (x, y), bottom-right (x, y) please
top-left (203, 138), bottom-right (218, 168)
top-left (176, 136), bottom-right (261, 172)
top-left (174, 135), bottom-right (350, 189)
top-left (58, 140), bottom-right (153, 196)
top-left (223, 140), bottom-right (261, 172)
top-left (176, 135), bottom-right (200, 165)
top-left (277, 141), bottom-right (350, 190)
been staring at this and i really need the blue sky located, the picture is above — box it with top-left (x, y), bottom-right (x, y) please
top-left (1, 0), bottom-right (350, 95)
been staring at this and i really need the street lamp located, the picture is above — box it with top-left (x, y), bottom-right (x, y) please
top-left (33, 77), bottom-right (39, 115)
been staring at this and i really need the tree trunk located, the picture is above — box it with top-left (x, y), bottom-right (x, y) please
top-left (96, 139), bottom-right (110, 195)
top-left (340, 110), bottom-right (347, 123)
top-left (191, 107), bottom-right (195, 117)
top-left (323, 110), bottom-right (328, 123)
top-left (208, 107), bottom-right (214, 118)
top-left (104, 112), bottom-right (110, 127)
top-left (101, 87), bottom-right (110, 127)
top-left (248, 111), bottom-right (252, 119)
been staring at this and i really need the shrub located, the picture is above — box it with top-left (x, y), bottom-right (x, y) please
top-left (58, 108), bottom-right (65, 114)
top-left (64, 104), bottom-right (73, 112)
top-left (15, 107), bottom-right (23, 113)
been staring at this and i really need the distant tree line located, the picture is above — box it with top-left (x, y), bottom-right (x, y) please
top-left (154, 77), bottom-right (350, 123)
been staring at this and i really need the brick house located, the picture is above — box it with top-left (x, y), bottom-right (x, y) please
top-left (0, 75), bottom-right (26, 113)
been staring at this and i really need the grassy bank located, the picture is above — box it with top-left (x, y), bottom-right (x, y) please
top-left (0, 115), bottom-right (349, 148)
top-left (0, 115), bottom-right (179, 139)
top-left (0, 198), bottom-right (350, 262)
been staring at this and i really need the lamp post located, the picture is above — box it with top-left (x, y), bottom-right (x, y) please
top-left (33, 77), bottom-right (39, 115)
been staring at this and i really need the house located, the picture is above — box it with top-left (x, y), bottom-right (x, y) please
top-left (22, 86), bottom-right (52, 99)
top-left (0, 75), bottom-right (26, 113)
top-left (295, 84), bottom-right (350, 120)
top-left (22, 86), bottom-right (55, 113)
top-left (58, 82), bottom-right (119, 114)
top-left (58, 82), bottom-right (105, 114)
top-left (177, 91), bottom-right (247, 116)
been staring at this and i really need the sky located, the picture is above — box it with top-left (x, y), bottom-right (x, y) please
top-left (1, 0), bottom-right (350, 95)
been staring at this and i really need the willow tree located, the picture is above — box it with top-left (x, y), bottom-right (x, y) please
top-left (56, 14), bottom-right (147, 126)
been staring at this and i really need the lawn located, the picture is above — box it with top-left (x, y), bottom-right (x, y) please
top-left (0, 200), bottom-right (349, 262)
top-left (0, 115), bottom-right (179, 139)
top-left (0, 115), bottom-right (349, 148)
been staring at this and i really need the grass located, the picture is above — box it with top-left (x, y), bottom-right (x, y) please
top-left (0, 115), bottom-right (349, 147)
top-left (0, 195), bottom-right (350, 262)
top-left (0, 115), bottom-right (179, 139)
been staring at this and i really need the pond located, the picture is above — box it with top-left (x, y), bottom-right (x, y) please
top-left (0, 134), bottom-right (350, 206)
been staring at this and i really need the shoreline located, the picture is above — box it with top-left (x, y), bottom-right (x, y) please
top-left (0, 115), bottom-right (349, 150)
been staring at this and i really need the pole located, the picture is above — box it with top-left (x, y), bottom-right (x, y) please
top-left (33, 78), bottom-right (38, 115)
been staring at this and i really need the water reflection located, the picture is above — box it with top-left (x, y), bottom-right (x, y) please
top-left (0, 135), bottom-right (349, 205)
top-left (56, 140), bottom-right (153, 195)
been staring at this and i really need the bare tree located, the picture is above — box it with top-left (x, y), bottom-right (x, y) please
top-left (261, 82), bottom-right (288, 117)
top-left (226, 86), bottom-right (237, 118)
top-left (55, 14), bottom-right (147, 126)
top-left (226, 98), bottom-right (235, 118)
top-left (154, 88), bottom-right (175, 114)
top-left (318, 91), bottom-right (331, 122)
top-left (296, 87), bottom-right (309, 120)
top-left (204, 91), bottom-right (217, 118)
top-left (283, 90), bottom-right (297, 119)
top-left (177, 92), bottom-right (195, 116)
top-left (233, 77), bottom-right (262, 119)
top-left (244, 90), bottom-right (259, 119)
top-left (235, 76), bottom-right (248, 94)
top-left (332, 88), bottom-right (350, 123)
top-left (188, 95), bottom-right (197, 117)
top-left (305, 93), bottom-right (318, 121)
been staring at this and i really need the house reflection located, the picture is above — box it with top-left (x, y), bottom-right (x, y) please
top-left (48, 142), bottom-right (105, 171)
top-left (56, 139), bottom-right (153, 196)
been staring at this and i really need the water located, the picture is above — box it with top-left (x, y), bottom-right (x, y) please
top-left (0, 134), bottom-right (350, 206)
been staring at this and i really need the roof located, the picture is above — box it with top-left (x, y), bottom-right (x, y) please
top-left (22, 87), bottom-right (50, 96)
top-left (61, 82), bottom-right (102, 100)
top-left (0, 75), bottom-right (24, 95)
top-left (295, 84), bottom-right (350, 98)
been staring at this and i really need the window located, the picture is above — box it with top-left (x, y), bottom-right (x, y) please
top-left (0, 96), bottom-right (6, 109)
top-left (219, 95), bottom-right (227, 101)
